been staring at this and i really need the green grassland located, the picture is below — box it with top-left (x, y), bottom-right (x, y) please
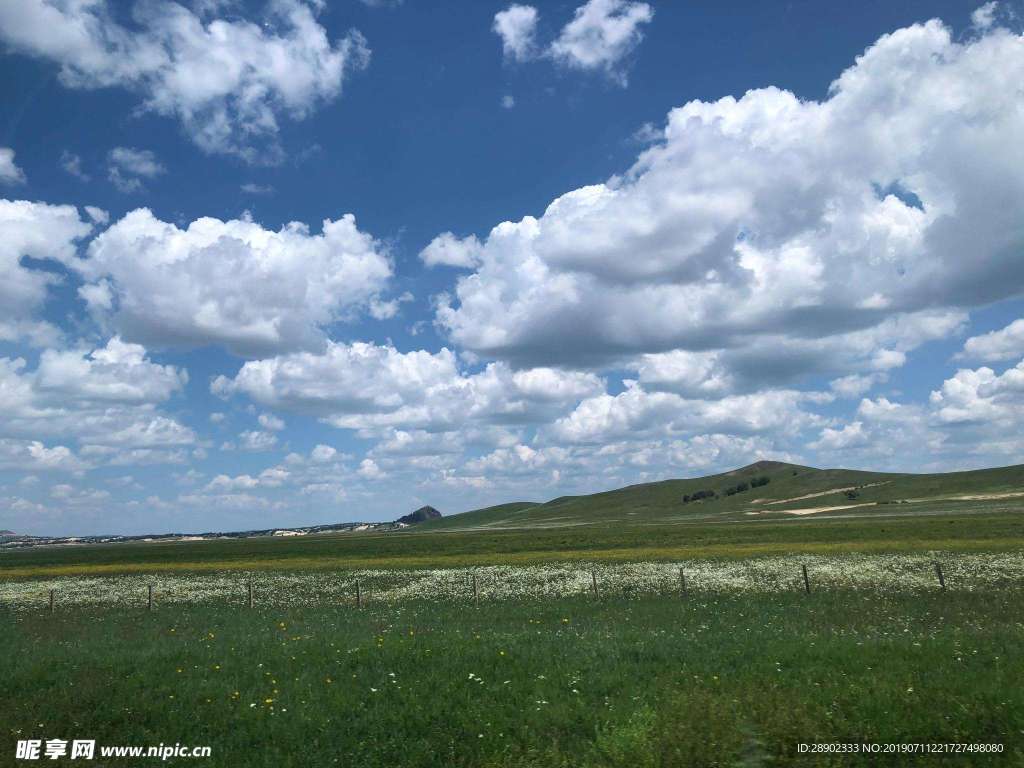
top-left (2, 462), bottom-right (1023, 578)
top-left (4, 461), bottom-right (1023, 766)
top-left (4, 590), bottom-right (1022, 767)
top-left (1, 511), bottom-right (1023, 578)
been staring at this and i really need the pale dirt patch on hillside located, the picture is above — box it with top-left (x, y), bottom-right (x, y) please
top-left (747, 502), bottom-right (878, 516)
top-left (906, 491), bottom-right (1024, 502)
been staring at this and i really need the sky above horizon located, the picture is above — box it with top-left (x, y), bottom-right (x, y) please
top-left (1, 0), bottom-right (1024, 536)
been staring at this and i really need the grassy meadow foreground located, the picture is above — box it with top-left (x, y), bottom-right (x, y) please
top-left (4, 590), bottom-right (1023, 767)
top-left (4, 462), bottom-right (1024, 765)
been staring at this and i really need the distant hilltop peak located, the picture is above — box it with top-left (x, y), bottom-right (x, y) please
top-left (396, 506), bottom-right (442, 525)
top-left (736, 460), bottom-right (797, 473)
top-left (0, 529), bottom-right (15, 536)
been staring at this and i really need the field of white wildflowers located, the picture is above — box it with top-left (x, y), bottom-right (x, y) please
top-left (2, 551), bottom-right (1021, 611)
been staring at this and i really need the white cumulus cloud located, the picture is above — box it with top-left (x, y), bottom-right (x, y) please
top-left (0, 199), bottom-right (94, 346)
top-left (960, 319), bottom-right (1024, 363)
top-left (75, 208), bottom-right (393, 356)
top-left (0, 147), bottom-right (26, 184)
top-left (419, 232), bottom-right (484, 269)
top-left (441, 19), bottom-right (1024, 382)
top-left (549, 0), bottom-right (653, 84)
top-left (34, 337), bottom-right (187, 404)
top-left (0, 0), bottom-right (370, 159)
top-left (0, 339), bottom-right (194, 463)
top-left (107, 147), bottom-right (165, 193)
top-left (493, 0), bottom-right (652, 83)
top-left (493, 4), bottom-right (539, 62)
top-left (212, 340), bottom-right (604, 432)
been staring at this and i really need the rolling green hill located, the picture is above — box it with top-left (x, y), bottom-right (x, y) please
top-left (424, 460), bottom-right (1024, 531)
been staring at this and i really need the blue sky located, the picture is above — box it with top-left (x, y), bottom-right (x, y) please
top-left (1, 0), bottom-right (1023, 536)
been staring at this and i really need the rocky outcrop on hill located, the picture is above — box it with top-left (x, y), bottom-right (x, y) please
top-left (396, 506), bottom-right (442, 525)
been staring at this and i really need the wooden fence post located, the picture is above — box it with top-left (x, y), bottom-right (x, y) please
top-left (356, 579), bottom-right (362, 608)
top-left (148, 584), bottom-right (153, 611)
top-left (934, 561), bottom-right (946, 591)
top-left (48, 589), bottom-right (55, 614)
top-left (801, 564), bottom-right (811, 595)
top-left (679, 568), bottom-right (687, 597)
top-left (591, 571), bottom-right (599, 599)
top-left (247, 580), bottom-right (253, 609)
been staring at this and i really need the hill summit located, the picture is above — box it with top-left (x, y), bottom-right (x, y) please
top-left (396, 506), bottom-right (442, 525)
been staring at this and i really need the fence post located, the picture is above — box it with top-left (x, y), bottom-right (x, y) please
top-left (801, 564), bottom-right (811, 595)
top-left (247, 580), bottom-right (253, 609)
top-left (591, 571), bottom-right (599, 599)
top-left (356, 579), bottom-right (362, 608)
top-left (934, 561), bottom-right (946, 591)
top-left (148, 584), bottom-right (153, 611)
top-left (48, 589), bottom-right (55, 614)
top-left (679, 568), bottom-right (687, 597)
top-left (472, 572), bottom-right (479, 606)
